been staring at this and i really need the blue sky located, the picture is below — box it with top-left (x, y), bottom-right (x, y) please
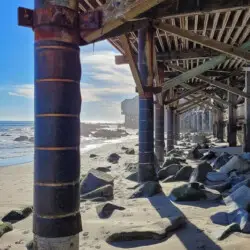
top-left (0, 1), bottom-right (136, 122)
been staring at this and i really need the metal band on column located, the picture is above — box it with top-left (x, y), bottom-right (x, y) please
top-left (33, 0), bottom-right (82, 248)
top-left (138, 27), bottom-right (156, 182)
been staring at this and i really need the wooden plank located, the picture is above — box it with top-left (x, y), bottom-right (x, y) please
top-left (119, 35), bottom-right (144, 96)
top-left (169, 64), bottom-right (250, 99)
top-left (83, 0), bottom-right (167, 43)
top-left (154, 22), bottom-right (250, 61)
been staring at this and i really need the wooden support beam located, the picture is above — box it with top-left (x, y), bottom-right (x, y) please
top-left (115, 48), bottom-right (218, 65)
top-left (169, 64), bottom-right (250, 99)
top-left (120, 35), bottom-right (144, 96)
top-left (177, 98), bottom-right (207, 114)
top-left (82, 0), bottom-right (167, 43)
top-left (178, 96), bottom-right (204, 109)
top-left (154, 22), bottom-right (250, 61)
top-left (164, 84), bottom-right (209, 105)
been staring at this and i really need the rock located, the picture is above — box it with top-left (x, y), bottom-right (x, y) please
top-left (0, 222), bottom-right (13, 238)
top-left (96, 203), bottom-right (125, 218)
top-left (125, 148), bottom-right (135, 155)
top-left (206, 172), bottom-right (228, 182)
top-left (92, 129), bottom-right (128, 139)
top-left (213, 223), bottom-right (241, 241)
top-left (90, 154), bottom-right (98, 158)
top-left (14, 136), bottom-right (29, 142)
top-left (211, 152), bottom-right (231, 170)
top-left (129, 181), bottom-right (162, 198)
top-left (80, 169), bottom-right (114, 195)
top-left (26, 240), bottom-right (33, 250)
top-left (189, 162), bottom-right (213, 183)
top-left (187, 145), bottom-right (203, 160)
top-left (219, 156), bottom-right (250, 174)
top-left (96, 166), bottom-right (111, 173)
top-left (2, 206), bottom-right (33, 223)
top-left (28, 137), bottom-right (34, 142)
top-left (121, 146), bottom-right (128, 150)
top-left (162, 157), bottom-right (184, 169)
top-left (170, 182), bottom-right (221, 202)
top-left (125, 162), bottom-right (138, 172)
top-left (229, 178), bottom-right (250, 194)
top-left (126, 172), bottom-right (138, 182)
top-left (106, 216), bottom-right (186, 242)
top-left (157, 164), bottom-right (182, 180)
top-left (200, 151), bottom-right (216, 161)
top-left (107, 153), bottom-right (120, 164)
top-left (174, 166), bottom-right (193, 181)
top-left (80, 185), bottom-right (114, 201)
top-left (205, 181), bottom-right (231, 193)
top-left (166, 149), bottom-right (183, 157)
top-left (224, 185), bottom-right (250, 211)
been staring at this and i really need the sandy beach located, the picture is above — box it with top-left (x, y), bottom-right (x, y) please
top-left (1, 136), bottom-right (250, 250)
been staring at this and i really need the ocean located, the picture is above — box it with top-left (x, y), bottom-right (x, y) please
top-left (0, 121), bottom-right (136, 167)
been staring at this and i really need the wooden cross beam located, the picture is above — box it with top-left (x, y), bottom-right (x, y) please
top-left (120, 35), bottom-right (144, 96)
top-left (177, 98), bottom-right (207, 113)
top-left (154, 22), bottom-right (250, 61)
top-left (169, 64), bottom-right (250, 99)
top-left (82, 0), bottom-right (168, 43)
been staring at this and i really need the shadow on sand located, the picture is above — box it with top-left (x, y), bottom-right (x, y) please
top-left (109, 192), bottom-right (222, 249)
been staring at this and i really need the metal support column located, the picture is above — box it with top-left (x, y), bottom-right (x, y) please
top-left (244, 66), bottom-right (250, 152)
top-left (166, 107), bottom-right (174, 151)
top-left (175, 112), bottom-right (180, 141)
top-left (154, 101), bottom-right (164, 164)
top-left (138, 27), bottom-right (156, 182)
top-left (228, 81), bottom-right (237, 147)
top-left (33, 0), bottom-right (82, 248)
top-left (217, 111), bottom-right (224, 141)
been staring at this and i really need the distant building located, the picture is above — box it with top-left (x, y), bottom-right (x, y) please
top-left (121, 96), bottom-right (139, 129)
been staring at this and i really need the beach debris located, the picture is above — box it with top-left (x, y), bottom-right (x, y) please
top-left (96, 203), bottom-right (125, 219)
top-left (107, 153), bottom-right (121, 164)
top-left (129, 181), bottom-right (162, 198)
top-left (106, 215), bottom-right (186, 242)
top-left (170, 182), bottom-right (221, 201)
top-left (81, 185), bottom-right (114, 202)
top-left (0, 222), bottom-right (13, 238)
top-left (125, 162), bottom-right (138, 172)
top-left (80, 169), bottom-right (114, 195)
top-left (96, 166), bottom-right (111, 173)
top-left (219, 155), bottom-right (250, 174)
top-left (211, 152), bottom-right (231, 170)
top-left (90, 154), bottom-right (98, 158)
top-left (224, 185), bottom-right (250, 211)
top-left (206, 172), bottom-right (228, 182)
top-left (200, 150), bottom-right (216, 161)
top-left (26, 240), bottom-right (33, 250)
top-left (189, 161), bottom-right (213, 183)
top-left (2, 206), bottom-right (33, 224)
top-left (157, 164), bottom-right (182, 180)
top-left (14, 135), bottom-right (29, 142)
top-left (187, 144), bottom-right (203, 160)
top-left (125, 148), bottom-right (135, 155)
top-left (211, 208), bottom-right (250, 240)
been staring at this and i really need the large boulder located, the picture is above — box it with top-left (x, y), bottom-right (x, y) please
top-left (219, 156), bottom-right (250, 174)
top-left (106, 216), bottom-right (186, 242)
top-left (95, 166), bottom-right (111, 173)
top-left (189, 161), bottom-right (213, 183)
top-left (80, 185), bottom-right (114, 202)
top-left (174, 166), bottom-right (193, 181)
top-left (96, 203), bottom-right (125, 219)
top-left (2, 206), bottom-right (33, 223)
top-left (187, 144), bottom-right (203, 160)
top-left (211, 152), bottom-right (231, 170)
top-left (206, 172), bottom-right (228, 182)
top-left (0, 222), bottom-right (13, 238)
top-left (157, 164), bottom-right (182, 180)
top-left (170, 182), bottom-right (221, 202)
top-left (107, 153), bottom-right (120, 164)
top-left (80, 169), bottom-right (114, 195)
top-left (129, 181), bottom-right (162, 199)
top-left (200, 151), bottom-right (216, 161)
top-left (14, 136), bottom-right (29, 142)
